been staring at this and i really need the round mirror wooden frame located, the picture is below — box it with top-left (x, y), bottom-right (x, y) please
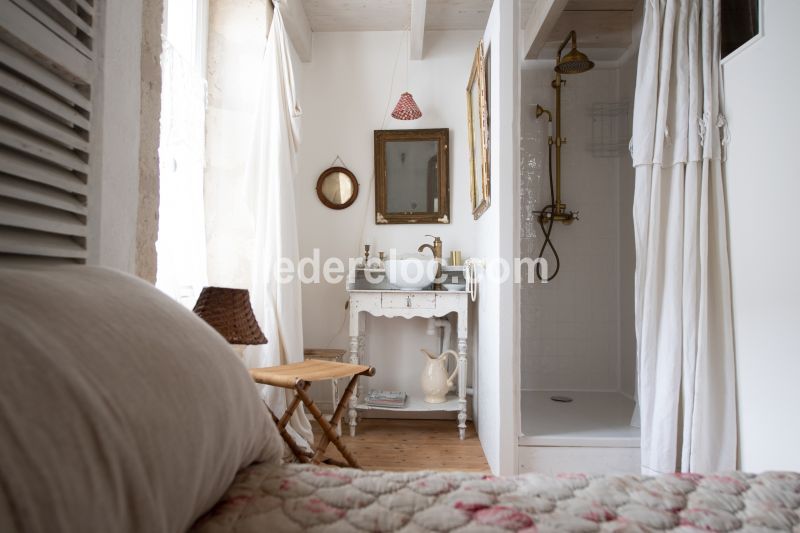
top-left (316, 166), bottom-right (359, 210)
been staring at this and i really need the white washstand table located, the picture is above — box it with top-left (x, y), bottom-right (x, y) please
top-left (346, 266), bottom-right (472, 439)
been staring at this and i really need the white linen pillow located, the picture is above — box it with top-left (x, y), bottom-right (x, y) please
top-left (0, 266), bottom-right (282, 533)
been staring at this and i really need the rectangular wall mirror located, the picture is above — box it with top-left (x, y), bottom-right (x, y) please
top-left (374, 129), bottom-right (450, 224)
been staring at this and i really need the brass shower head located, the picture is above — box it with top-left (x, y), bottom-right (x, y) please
top-left (555, 48), bottom-right (594, 74)
top-left (554, 31), bottom-right (595, 75)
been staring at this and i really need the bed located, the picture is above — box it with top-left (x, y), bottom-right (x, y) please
top-left (193, 463), bottom-right (800, 532)
top-left (2, 266), bottom-right (798, 533)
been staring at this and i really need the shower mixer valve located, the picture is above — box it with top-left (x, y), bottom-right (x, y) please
top-left (535, 208), bottom-right (579, 225)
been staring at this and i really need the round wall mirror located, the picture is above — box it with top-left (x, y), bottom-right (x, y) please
top-left (316, 166), bottom-right (359, 210)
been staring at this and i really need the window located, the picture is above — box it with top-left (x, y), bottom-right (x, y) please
top-left (722, 0), bottom-right (760, 58)
top-left (156, 0), bottom-right (209, 307)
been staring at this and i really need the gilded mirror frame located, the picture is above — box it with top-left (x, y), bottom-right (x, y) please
top-left (374, 128), bottom-right (450, 224)
top-left (467, 40), bottom-right (490, 220)
top-left (316, 166), bottom-right (359, 210)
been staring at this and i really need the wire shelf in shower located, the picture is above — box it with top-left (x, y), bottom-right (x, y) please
top-left (590, 102), bottom-right (631, 158)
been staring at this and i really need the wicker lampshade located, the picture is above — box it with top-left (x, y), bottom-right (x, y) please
top-left (193, 287), bottom-right (267, 345)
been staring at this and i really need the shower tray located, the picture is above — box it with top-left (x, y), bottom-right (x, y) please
top-left (518, 391), bottom-right (641, 474)
top-left (519, 390), bottom-right (640, 448)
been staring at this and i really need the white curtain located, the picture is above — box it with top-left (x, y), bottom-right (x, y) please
top-left (631, 0), bottom-right (736, 474)
top-left (241, 4), bottom-right (313, 448)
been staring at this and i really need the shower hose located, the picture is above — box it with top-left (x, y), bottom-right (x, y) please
top-left (534, 143), bottom-right (561, 282)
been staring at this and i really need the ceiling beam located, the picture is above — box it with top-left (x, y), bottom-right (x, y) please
top-left (409, 0), bottom-right (427, 60)
top-left (522, 0), bottom-right (569, 60)
top-left (276, 0), bottom-right (312, 62)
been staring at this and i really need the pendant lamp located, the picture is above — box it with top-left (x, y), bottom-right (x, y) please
top-left (392, 92), bottom-right (422, 120)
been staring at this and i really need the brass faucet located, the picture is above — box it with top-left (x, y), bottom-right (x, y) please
top-left (418, 235), bottom-right (443, 290)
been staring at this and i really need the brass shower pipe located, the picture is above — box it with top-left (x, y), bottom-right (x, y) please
top-left (535, 30), bottom-right (594, 225)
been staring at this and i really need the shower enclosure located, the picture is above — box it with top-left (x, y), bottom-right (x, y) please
top-left (518, 39), bottom-right (640, 474)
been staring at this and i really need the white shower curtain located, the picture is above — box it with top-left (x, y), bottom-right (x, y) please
top-left (241, 4), bottom-right (313, 448)
top-left (631, 0), bottom-right (736, 474)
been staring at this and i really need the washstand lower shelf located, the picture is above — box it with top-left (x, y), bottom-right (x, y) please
top-left (356, 394), bottom-right (461, 413)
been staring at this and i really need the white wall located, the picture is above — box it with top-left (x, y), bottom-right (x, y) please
top-left (296, 30), bottom-right (481, 412)
top-left (90, 0), bottom-right (144, 273)
top-left (474, 0), bottom-right (520, 475)
top-left (723, 0), bottom-right (800, 472)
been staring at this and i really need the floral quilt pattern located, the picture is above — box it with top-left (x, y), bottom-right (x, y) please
top-left (192, 464), bottom-right (800, 532)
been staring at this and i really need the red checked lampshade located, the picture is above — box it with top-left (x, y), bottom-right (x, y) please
top-left (391, 92), bottom-right (422, 120)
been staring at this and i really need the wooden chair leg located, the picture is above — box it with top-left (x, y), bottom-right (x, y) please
top-left (268, 408), bottom-right (311, 464)
top-left (329, 374), bottom-right (359, 430)
top-left (311, 374), bottom-right (358, 463)
top-left (299, 374), bottom-right (361, 468)
top-left (265, 382), bottom-right (310, 464)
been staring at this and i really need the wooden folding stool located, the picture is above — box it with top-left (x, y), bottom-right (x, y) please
top-left (249, 360), bottom-right (375, 468)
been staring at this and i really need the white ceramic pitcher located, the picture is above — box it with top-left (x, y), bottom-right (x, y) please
top-left (420, 349), bottom-right (458, 403)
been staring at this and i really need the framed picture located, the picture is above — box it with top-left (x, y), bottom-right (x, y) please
top-left (466, 40), bottom-right (490, 220)
top-left (484, 43), bottom-right (491, 177)
top-left (374, 129), bottom-right (450, 224)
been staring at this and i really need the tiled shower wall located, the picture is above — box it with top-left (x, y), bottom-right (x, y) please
top-left (618, 53), bottom-right (638, 398)
top-left (520, 64), bottom-right (636, 393)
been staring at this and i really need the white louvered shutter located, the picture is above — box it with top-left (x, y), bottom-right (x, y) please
top-left (0, 0), bottom-right (96, 263)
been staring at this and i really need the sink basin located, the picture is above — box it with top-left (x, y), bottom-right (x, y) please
top-left (384, 256), bottom-right (437, 290)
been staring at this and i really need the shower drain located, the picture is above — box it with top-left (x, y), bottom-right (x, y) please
top-left (550, 395), bottom-right (573, 403)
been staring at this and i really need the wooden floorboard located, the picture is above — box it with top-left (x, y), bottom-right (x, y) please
top-left (311, 418), bottom-right (490, 472)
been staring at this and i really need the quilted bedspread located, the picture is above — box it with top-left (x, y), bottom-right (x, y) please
top-left (191, 463), bottom-right (800, 532)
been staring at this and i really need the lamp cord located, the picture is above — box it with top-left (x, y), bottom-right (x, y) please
top-left (406, 29), bottom-right (411, 91)
top-left (325, 32), bottom-right (406, 349)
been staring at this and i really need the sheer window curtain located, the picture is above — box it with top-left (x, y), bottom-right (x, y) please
top-left (631, 0), bottom-right (736, 474)
top-left (239, 3), bottom-right (313, 447)
top-left (157, 0), bottom-right (311, 446)
top-left (156, 0), bottom-right (209, 307)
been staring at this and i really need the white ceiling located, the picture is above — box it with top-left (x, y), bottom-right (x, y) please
top-left (303, 0), bottom-right (408, 32)
top-left (301, 0), bottom-right (635, 33)
top-left (302, 0), bottom-right (536, 32)
top-left (301, 0), bottom-right (637, 59)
